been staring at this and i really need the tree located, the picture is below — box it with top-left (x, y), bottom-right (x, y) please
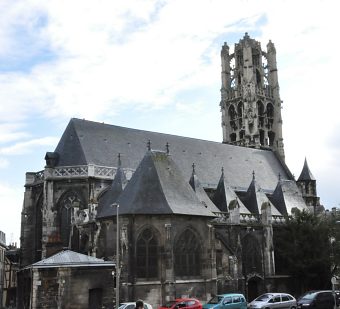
top-left (329, 214), bottom-right (340, 278)
top-left (274, 209), bottom-right (333, 294)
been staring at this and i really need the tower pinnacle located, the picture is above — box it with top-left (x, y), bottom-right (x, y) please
top-left (220, 33), bottom-right (285, 160)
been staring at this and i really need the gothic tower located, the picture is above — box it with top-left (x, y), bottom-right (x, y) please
top-left (220, 33), bottom-right (285, 160)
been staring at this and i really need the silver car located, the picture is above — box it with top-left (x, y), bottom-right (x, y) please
top-left (119, 303), bottom-right (153, 309)
top-left (248, 293), bottom-right (296, 309)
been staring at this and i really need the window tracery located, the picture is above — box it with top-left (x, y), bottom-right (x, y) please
top-left (58, 190), bottom-right (84, 248)
top-left (136, 228), bottom-right (158, 279)
top-left (242, 233), bottom-right (263, 275)
top-left (174, 229), bottom-right (201, 277)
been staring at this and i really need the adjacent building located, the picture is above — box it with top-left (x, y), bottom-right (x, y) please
top-left (17, 250), bottom-right (115, 309)
top-left (0, 231), bottom-right (6, 309)
top-left (3, 244), bottom-right (19, 308)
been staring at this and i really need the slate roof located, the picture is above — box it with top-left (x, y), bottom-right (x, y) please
top-left (97, 163), bottom-right (127, 215)
top-left (297, 158), bottom-right (315, 181)
top-left (31, 250), bottom-right (114, 268)
top-left (54, 118), bottom-right (293, 192)
top-left (238, 176), bottom-right (281, 215)
top-left (98, 150), bottom-right (216, 218)
top-left (269, 180), bottom-right (308, 215)
top-left (212, 169), bottom-right (250, 214)
top-left (189, 166), bottom-right (221, 213)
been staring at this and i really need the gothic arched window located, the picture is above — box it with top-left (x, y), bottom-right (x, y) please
top-left (230, 133), bottom-right (237, 142)
top-left (136, 228), bottom-right (158, 279)
top-left (174, 229), bottom-right (201, 277)
top-left (257, 101), bottom-right (265, 128)
top-left (58, 190), bottom-right (84, 248)
top-left (228, 105), bottom-right (237, 131)
top-left (266, 103), bottom-right (274, 118)
top-left (252, 52), bottom-right (260, 66)
top-left (256, 69), bottom-right (261, 86)
top-left (241, 233), bottom-right (263, 275)
top-left (237, 73), bottom-right (242, 86)
top-left (266, 103), bottom-right (274, 130)
top-left (34, 194), bottom-right (43, 262)
top-left (237, 102), bottom-right (243, 127)
top-left (228, 105), bottom-right (236, 120)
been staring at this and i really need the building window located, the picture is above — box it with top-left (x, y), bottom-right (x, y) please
top-left (34, 196), bottom-right (43, 262)
top-left (59, 191), bottom-right (84, 248)
top-left (174, 229), bottom-right (201, 277)
top-left (228, 105), bottom-right (237, 131)
top-left (266, 103), bottom-right (274, 129)
top-left (241, 233), bottom-right (263, 275)
top-left (216, 250), bottom-right (223, 275)
top-left (136, 228), bottom-right (158, 279)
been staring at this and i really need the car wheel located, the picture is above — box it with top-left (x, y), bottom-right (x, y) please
top-left (290, 307), bottom-right (296, 309)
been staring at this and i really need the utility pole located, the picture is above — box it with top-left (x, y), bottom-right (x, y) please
top-left (115, 204), bottom-right (120, 309)
top-left (111, 204), bottom-right (120, 309)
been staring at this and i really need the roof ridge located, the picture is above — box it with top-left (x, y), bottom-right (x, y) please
top-left (70, 117), bottom-right (267, 149)
top-left (32, 249), bottom-right (106, 266)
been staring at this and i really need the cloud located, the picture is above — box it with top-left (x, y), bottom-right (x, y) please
top-left (0, 122), bottom-right (30, 143)
top-left (0, 136), bottom-right (59, 156)
top-left (0, 158), bottom-right (9, 169)
top-left (0, 0), bottom-right (337, 124)
top-left (0, 0), bottom-right (268, 123)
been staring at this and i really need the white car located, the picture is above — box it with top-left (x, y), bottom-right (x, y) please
top-left (248, 293), bottom-right (296, 309)
top-left (119, 302), bottom-right (153, 309)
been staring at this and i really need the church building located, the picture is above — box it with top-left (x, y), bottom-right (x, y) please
top-left (19, 33), bottom-right (320, 307)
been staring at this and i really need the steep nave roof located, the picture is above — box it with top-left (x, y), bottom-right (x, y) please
top-left (54, 118), bottom-right (293, 192)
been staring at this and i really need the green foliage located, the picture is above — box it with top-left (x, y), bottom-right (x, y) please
top-left (274, 210), bottom-right (336, 293)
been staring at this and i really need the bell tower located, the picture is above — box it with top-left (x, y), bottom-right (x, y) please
top-left (220, 33), bottom-right (285, 160)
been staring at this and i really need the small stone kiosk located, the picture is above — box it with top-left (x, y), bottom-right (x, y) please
top-left (17, 250), bottom-right (115, 309)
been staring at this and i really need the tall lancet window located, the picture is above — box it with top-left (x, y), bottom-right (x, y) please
top-left (136, 228), bottom-right (158, 279)
top-left (58, 191), bottom-right (83, 248)
top-left (34, 195), bottom-right (43, 262)
top-left (175, 229), bottom-right (201, 277)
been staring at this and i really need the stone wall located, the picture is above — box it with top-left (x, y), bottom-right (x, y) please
top-left (97, 215), bottom-right (239, 307)
top-left (30, 266), bottom-right (114, 309)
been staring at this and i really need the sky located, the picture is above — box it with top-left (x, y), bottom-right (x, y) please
top-left (0, 0), bottom-right (339, 245)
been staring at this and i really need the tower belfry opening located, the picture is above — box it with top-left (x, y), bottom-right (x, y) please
top-left (220, 32), bottom-right (285, 160)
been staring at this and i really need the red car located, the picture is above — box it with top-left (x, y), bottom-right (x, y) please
top-left (159, 298), bottom-right (202, 309)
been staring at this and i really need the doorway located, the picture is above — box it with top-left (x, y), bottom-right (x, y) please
top-left (247, 278), bottom-right (259, 302)
top-left (89, 288), bottom-right (103, 309)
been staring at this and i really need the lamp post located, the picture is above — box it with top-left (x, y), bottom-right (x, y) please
top-left (112, 204), bottom-right (120, 309)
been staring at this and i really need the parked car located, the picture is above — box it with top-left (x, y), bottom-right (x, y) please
top-left (203, 293), bottom-right (247, 309)
top-left (297, 290), bottom-right (340, 309)
top-left (159, 298), bottom-right (202, 309)
top-left (247, 293), bottom-right (296, 309)
top-left (119, 302), bottom-right (153, 309)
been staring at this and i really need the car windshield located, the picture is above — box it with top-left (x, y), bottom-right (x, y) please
top-left (162, 301), bottom-right (177, 308)
top-left (255, 294), bottom-right (271, 302)
top-left (300, 292), bottom-right (318, 300)
top-left (207, 296), bottom-right (223, 304)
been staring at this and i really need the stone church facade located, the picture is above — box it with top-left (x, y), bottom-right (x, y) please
top-left (19, 34), bottom-right (320, 307)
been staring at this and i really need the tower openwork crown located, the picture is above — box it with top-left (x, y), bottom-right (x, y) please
top-left (220, 33), bottom-right (285, 160)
